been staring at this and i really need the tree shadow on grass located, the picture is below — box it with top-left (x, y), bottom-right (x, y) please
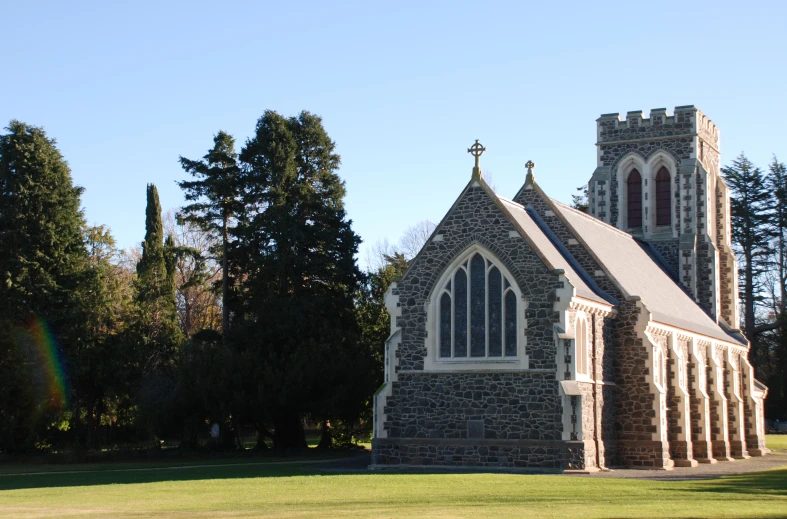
top-left (0, 454), bottom-right (372, 491)
top-left (682, 466), bottom-right (787, 497)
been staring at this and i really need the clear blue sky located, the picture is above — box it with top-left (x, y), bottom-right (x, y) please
top-left (3, 1), bottom-right (785, 268)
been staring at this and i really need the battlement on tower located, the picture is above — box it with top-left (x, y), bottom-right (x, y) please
top-left (596, 106), bottom-right (719, 149)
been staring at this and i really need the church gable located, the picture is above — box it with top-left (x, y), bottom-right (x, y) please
top-left (394, 178), bottom-right (564, 372)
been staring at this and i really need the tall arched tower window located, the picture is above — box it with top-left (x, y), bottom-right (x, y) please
top-left (627, 169), bottom-right (642, 228)
top-left (437, 251), bottom-right (518, 359)
top-left (655, 166), bottom-right (671, 226)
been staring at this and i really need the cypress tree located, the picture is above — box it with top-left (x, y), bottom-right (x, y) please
top-left (722, 153), bottom-right (774, 368)
top-left (0, 121), bottom-right (88, 451)
top-left (234, 111), bottom-right (364, 449)
top-left (135, 184), bottom-right (182, 371)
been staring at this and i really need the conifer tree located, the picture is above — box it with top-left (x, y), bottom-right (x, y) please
top-left (0, 121), bottom-right (88, 451)
top-left (766, 157), bottom-right (787, 418)
top-left (234, 111), bottom-right (364, 449)
top-left (722, 153), bottom-right (774, 368)
top-left (178, 131), bottom-right (242, 339)
top-left (135, 184), bottom-right (182, 371)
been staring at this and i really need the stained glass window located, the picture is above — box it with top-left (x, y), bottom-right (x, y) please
top-left (439, 292), bottom-right (452, 358)
top-left (437, 250), bottom-right (519, 359)
top-left (454, 268), bottom-right (467, 357)
top-left (488, 267), bottom-right (502, 357)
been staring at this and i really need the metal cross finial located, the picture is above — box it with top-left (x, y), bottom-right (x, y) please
top-left (525, 160), bottom-right (536, 185)
top-left (468, 140), bottom-right (487, 179)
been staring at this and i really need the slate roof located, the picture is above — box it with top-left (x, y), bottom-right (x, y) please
top-left (496, 196), bottom-right (611, 306)
top-left (551, 200), bottom-right (744, 345)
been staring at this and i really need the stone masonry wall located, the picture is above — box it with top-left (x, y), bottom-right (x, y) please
top-left (597, 109), bottom-right (696, 229)
top-left (393, 183), bottom-right (563, 372)
top-left (376, 182), bottom-right (572, 469)
top-left (383, 372), bottom-right (561, 441)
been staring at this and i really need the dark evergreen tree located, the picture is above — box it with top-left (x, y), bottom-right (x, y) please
top-left (0, 121), bottom-right (88, 451)
top-left (133, 185), bottom-right (183, 437)
top-left (571, 184), bottom-right (589, 213)
top-left (233, 111), bottom-right (364, 449)
top-left (722, 153), bottom-right (774, 369)
top-left (178, 131), bottom-right (242, 339)
top-left (766, 157), bottom-right (787, 419)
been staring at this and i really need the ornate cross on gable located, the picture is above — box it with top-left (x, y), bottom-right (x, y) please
top-left (468, 140), bottom-right (487, 179)
top-left (525, 160), bottom-right (536, 185)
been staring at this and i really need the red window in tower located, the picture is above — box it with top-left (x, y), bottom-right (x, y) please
top-left (627, 169), bottom-right (642, 228)
top-left (656, 166), bottom-right (671, 226)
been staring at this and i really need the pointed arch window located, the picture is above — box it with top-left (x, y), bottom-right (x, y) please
top-left (627, 169), bottom-right (642, 228)
top-left (655, 166), bottom-right (671, 226)
top-left (437, 252), bottom-right (518, 358)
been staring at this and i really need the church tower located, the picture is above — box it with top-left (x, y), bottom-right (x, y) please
top-left (587, 106), bottom-right (739, 329)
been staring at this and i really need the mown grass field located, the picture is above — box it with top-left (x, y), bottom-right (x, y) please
top-left (0, 437), bottom-right (785, 518)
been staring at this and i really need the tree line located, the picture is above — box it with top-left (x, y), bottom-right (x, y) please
top-left (0, 112), bottom-right (417, 454)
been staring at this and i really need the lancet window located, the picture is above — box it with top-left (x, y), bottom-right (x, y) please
top-left (655, 166), bottom-right (671, 226)
top-left (627, 169), bottom-right (642, 228)
top-left (438, 252), bottom-right (518, 359)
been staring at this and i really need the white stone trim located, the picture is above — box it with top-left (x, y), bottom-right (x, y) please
top-left (644, 151), bottom-right (678, 238)
top-left (615, 153), bottom-right (646, 231)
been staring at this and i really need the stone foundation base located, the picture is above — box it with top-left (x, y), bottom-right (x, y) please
top-left (691, 440), bottom-right (714, 461)
top-left (712, 440), bottom-right (733, 461)
top-left (674, 458), bottom-right (699, 467)
top-left (696, 457), bottom-right (718, 464)
top-left (616, 440), bottom-right (674, 470)
top-left (729, 440), bottom-right (750, 459)
top-left (748, 448), bottom-right (770, 457)
top-left (372, 438), bottom-right (587, 471)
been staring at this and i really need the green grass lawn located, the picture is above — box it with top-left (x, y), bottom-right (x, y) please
top-left (0, 438), bottom-right (785, 518)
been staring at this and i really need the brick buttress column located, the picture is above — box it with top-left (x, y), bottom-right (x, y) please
top-left (668, 336), bottom-right (697, 467)
top-left (689, 341), bottom-right (716, 463)
top-left (725, 351), bottom-right (749, 459)
top-left (708, 345), bottom-right (733, 461)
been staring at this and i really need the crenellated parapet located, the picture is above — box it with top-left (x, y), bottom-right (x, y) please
top-left (588, 106), bottom-right (740, 331)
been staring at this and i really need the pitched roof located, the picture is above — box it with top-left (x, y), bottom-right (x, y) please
top-left (496, 196), bottom-right (611, 306)
top-left (551, 200), bottom-right (745, 345)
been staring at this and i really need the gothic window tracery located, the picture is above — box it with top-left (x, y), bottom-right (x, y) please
top-left (437, 251), bottom-right (518, 359)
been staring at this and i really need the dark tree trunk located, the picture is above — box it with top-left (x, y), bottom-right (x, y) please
top-left (222, 217), bottom-right (230, 343)
top-left (744, 248), bottom-right (758, 368)
top-left (85, 392), bottom-right (96, 450)
top-left (272, 410), bottom-right (307, 451)
top-left (317, 419), bottom-right (332, 449)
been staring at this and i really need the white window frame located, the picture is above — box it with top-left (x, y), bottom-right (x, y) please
top-left (645, 152), bottom-right (678, 237)
top-left (616, 153), bottom-right (646, 232)
top-left (424, 244), bottom-right (528, 371)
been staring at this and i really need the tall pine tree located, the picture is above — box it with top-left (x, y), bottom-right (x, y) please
top-left (233, 111), bottom-right (364, 449)
top-left (766, 157), bottom-right (787, 419)
top-left (0, 121), bottom-right (88, 451)
top-left (722, 153), bottom-right (774, 369)
top-left (178, 131), bottom-right (242, 339)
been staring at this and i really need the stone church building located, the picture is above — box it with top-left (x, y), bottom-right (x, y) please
top-left (371, 106), bottom-right (769, 471)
